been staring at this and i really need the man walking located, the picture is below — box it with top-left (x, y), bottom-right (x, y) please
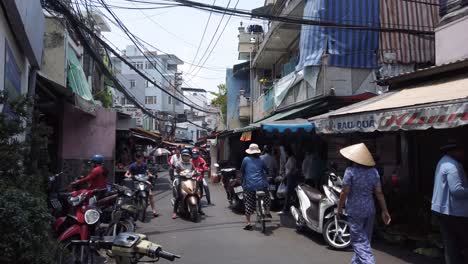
top-left (261, 145), bottom-right (278, 181)
top-left (431, 141), bottom-right (468, 264)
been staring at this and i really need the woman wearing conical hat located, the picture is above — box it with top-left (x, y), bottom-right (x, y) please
top-left (337, 143), bottom-right (391, 264)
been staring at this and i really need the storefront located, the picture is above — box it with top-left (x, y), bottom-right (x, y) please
top-left (309, 71), bottom-right (468, 243)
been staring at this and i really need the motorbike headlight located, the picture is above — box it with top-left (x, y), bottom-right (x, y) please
top-left (84, 209), bottom-right (100, 225)
top-left (138, 182), bottom-right (145, 190)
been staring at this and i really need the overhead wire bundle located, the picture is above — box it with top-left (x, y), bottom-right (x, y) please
top-left (43, 0), bottom-right (216, 133)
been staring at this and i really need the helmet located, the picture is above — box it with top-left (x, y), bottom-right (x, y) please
top-left (191, 148), bottom-right (200, 158)
top-left (90, 154), bottom-right (104, 164)
top-left (181, 149), bottom-right (191, 156)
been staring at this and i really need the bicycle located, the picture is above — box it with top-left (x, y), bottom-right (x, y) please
top-left (255, 190), bottom-right (269, 233)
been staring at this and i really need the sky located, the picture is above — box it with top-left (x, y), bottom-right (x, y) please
top-left (100, 0), bottom-right (265, 99)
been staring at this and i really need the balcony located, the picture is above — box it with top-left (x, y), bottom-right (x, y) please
top-left (238, 25), bottom-right (264, 60)
top-left (238, 90), bottom-right (250, 120)
top-left (252, 0), bottom-right (304, 68)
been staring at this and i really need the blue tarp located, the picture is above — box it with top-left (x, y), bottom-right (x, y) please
top-left (262, 119), bottom-right (315, 133)
top-left (297, 0), bottom-right (379, 69)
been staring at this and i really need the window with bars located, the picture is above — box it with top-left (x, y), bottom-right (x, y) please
top-left (168, 96), bottom-right (172, 104)
top-left (130, 80), bottom-right (136, 88)
top-left (145, 96), bottom-right (157, 105)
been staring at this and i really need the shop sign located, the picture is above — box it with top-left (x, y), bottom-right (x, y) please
top-left (121, 107), bottom-right (144, 126)
top-left (314, 101), bottom-right (468, 134)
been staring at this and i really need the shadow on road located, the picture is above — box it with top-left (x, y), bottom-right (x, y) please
top-left (144, 220), bottom-right (249, 236)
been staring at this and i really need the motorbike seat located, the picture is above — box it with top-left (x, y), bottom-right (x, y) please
top-left (256, 191), bottom-right (266, 197)
top-left (300, 184), bottom-right (324, 203)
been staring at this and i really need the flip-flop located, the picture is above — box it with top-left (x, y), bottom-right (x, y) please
top-left (243, 224), bottom-right (253, 231)
top-left (153, 213), bottom-right (160, 218)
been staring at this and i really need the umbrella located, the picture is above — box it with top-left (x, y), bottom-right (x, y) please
top-left (153, 148), bottom-right (171, 156)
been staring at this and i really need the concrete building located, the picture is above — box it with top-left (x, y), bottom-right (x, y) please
top-left (232, 0), bottom-right (439, 124)
top-left (436, 0), bottom-right (468, 65)
top-left (111, 45), bottom-right (184, 134)
top-left (0, 0), bottom-right (44, 108)
top-left (39, 14), bottom-right (117, 183)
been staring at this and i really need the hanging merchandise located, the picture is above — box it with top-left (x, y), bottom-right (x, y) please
top-left (240, 131), bottom-right (252, 142)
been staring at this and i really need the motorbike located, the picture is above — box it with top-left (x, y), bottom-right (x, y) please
top-left (290, 171), bottom-right (351, 249)
top-left (54, 187), bottom-right (108, 263)
top-left (69, 232), bottom-right (180, 264)
top-left (215, 163), bottom-right (243, 211)
top-left (47, 172), bottom-right (71, 218)
top-left (104, 184), bottom-right (138, 236)
top-left (131, 174), bottom-right (152, 222)
top-left (171, 169), bottom-right (202, 222)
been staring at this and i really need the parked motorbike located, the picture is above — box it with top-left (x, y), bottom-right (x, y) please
top-left (171, 169), bottom-right (202, 222)
top-left (132, 174), bottom-right (152, 222)
top-left (290, 171), bottom-right (351, 249)
top-left (104, 184), bottom-right (137, 236)
top-left (69, 232), bottom-right (180, 264)
top-left (47, 172), bottom-right (70, 218)
top-left (215, 163), bottom-right (244, 211)
top-left (54, 187), bottom-right (108, 263)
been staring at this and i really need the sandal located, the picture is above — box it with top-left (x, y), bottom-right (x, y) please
top-left (243, 224), bottom-right (253, 231)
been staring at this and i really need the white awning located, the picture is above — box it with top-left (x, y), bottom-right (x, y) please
top-left (310, 77), bottom-right (468, 134)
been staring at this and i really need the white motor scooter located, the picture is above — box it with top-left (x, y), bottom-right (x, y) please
top-left (290, 172), bottom-right (351, 249)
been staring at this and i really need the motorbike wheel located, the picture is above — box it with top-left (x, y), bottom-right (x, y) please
top-left (189, 205), bottom-right (199, 223)
top-left (323, 217), bottom-right (351, 250)
top-left (106, 219), bottom-right (135, 236)
top-left (137, 197), bottom-right (148, 222)
top-left (59, 236), bottom-right (96, 264)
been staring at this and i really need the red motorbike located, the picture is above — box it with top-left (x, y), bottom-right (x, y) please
top-left (53, 188), bottom-right (107, 263)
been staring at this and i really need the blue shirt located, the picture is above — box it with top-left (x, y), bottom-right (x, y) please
top-left (342, 166), bottom-right (381, 217)
top-left (241, 156), bottom-right (268, 192)
top-left (128, 162), bottom-right (148, 175)
top-left (431, 155), bottom-right (468, 217)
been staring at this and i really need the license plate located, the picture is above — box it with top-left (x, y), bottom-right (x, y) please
top-left (234, 186), bottom-right (243, 193)
top-left (269, 184), bottom-right (276, 191)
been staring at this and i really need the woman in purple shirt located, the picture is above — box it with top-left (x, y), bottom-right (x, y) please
top-left (337, 143), bottom-right (391, 264)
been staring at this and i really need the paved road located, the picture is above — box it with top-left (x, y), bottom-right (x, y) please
top-left (133, 172), bottom-right (439, 264)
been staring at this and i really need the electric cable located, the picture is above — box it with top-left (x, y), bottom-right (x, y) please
top-left (98, 0), bottom-right (218, 113)
top-left (165, 0), bottom-right (435, 35)
top-left (187, 0), bottom-right (216, 73)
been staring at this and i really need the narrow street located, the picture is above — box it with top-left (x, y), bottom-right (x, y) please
top-left (134, 172), bottom-right (439, 264)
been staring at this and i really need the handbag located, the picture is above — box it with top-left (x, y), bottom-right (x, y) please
top-left (277, 181), bottom-right (288, 199)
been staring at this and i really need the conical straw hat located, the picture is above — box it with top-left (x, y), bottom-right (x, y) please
top-left (339, 143), bottom-right (376, 167)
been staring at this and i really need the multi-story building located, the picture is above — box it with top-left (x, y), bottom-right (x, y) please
top-left (230, 0), bottom-right (439, 126)
top-left (174, 87), bottom-right (219, 143)
top-left (0, 0), bottom-right (44, 104)
top-left (111, 45), bottom-right (183, 134)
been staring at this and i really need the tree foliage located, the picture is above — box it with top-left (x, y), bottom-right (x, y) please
top-left (0, 93), bottom-right (56, 264)
top-left (210, 83), bottom-right (227, 124)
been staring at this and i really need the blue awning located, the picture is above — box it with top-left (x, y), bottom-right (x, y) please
top-left (262, 119), bottom-right (314, 133)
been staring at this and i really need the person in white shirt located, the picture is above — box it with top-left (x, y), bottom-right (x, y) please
top-left (169, 148), bottom-right (182, 181)
top-left (261, 145), bottom-right (278, 180)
